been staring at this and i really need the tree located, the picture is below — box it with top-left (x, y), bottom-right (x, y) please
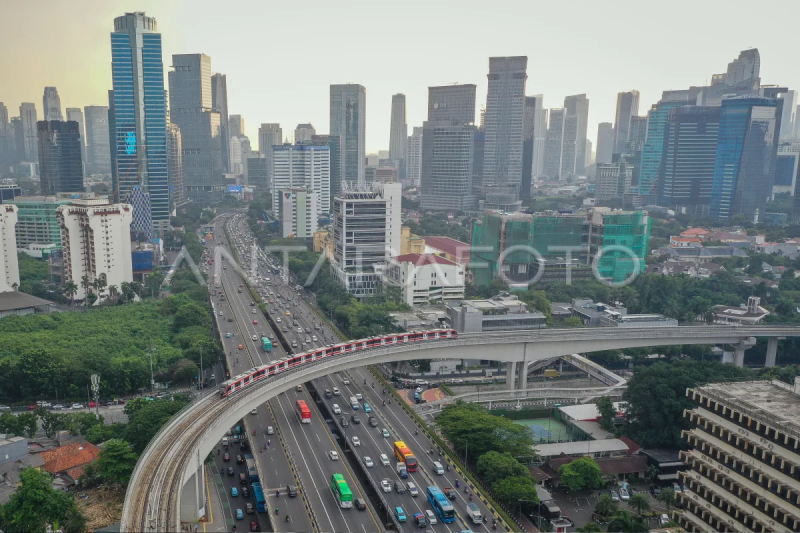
top-left (562, 316), bottom-right (584, 328)
top-left (124, 397), bottom-right (191, 453)
top-left (95, 439), bottom-right (138, 486)
top-left (80, 275), bottom-right (91, 307)
top-left (491, 475), bottom-right (539, 509)
top-left (575, 523), bottom-right (603, 533)
top-left (657, 488), bottom-right (676, 514)
top-left (0, 468), bottom-right (86, 533)
top-left (606, 510), bottom-right (649, 533)
top-left (557, 457), bottom-right (604, 492)
top-left (108, 284), bottom-right (119, 302)
top-left (594, 494), bottom-right (619, 518)
top-left (36, 407), bottom-right (66, 439)
top-left (628, 492), bottom-right (651, 515)
top-left (435, 402), bottom-right (535, 459)
top-left (63, 280), bottom-right (78, 306)
top-left (476, 451), bottom-right (528, 486)
top-left (596, 395), bottom-right (616, 431)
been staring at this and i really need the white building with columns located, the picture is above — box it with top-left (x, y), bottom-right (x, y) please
top-left (0, 204), bottom-right (20, 292)
top-left (384, 253), bottom-right (465, 306)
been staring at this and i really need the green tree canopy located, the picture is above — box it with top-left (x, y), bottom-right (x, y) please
top-left (95, 439), bottom-right (139, 486)
top-left (596, 395), bottom-right (616, 431)
top-left (435, 402), bottom-right (535, 459)
top-left (476, 451), bottom-right (529, 486)
top-left (557, 457), bottom-right (604, 492)
top-left (607, 510), bottom-right (649, 533)
top-left (0, 468), bottom-right (86, 533)
top-left (491, 476), bottom-right (539, 509)
top-left (594, 494), bottom-right (619, 518)
top-left (575, 523), bottom-right (603, 533)
top-left (124, 396), bottom-right (191, 453)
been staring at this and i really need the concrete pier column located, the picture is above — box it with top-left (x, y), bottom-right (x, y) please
top-left (507, 361), bottom-right (518, 391)
top-left (518, 345), bottom-right (530, 391)
top-left (765, 337), bottom-right (779, 367)
top-left (180, 455), bottom-right (207, 523)
top-left (732, 337), bottom-right (756, 367)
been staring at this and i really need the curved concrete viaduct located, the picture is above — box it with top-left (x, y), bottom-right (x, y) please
top-left (121, 325), bottom-right (800, 532)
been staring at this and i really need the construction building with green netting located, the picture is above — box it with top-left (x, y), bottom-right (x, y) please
top-left (471, 208), bottom-right (650, 287)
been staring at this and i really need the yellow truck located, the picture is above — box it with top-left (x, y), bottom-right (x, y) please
top-left (544, 369), bottom-right (560, 378)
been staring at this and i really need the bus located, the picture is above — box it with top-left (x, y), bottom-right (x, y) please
top-left (426, 486), bottom-right (455, 523)
top-left (262, 337), bottom-right (272, 352)
top-left (393, 441), bottom-right (418, 472)
top-left (251, 482), bottom-right (267, 513)
top-left (295, 400), bottom-right (312, 424)
top-left (330, 474), bottom-right (353, 508)
top-left (245, 454), bottom-right (258, 482)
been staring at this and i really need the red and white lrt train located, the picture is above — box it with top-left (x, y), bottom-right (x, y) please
top-left (219, 329), bottom-right (458, 398)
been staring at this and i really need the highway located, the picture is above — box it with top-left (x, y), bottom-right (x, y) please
top-left (226, 214), bottom-right (498, 533)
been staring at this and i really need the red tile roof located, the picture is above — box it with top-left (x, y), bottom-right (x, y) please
top-left (423, 236), bottom-right (470, 259)
top-left (40, 442), bottom-right (101, 476)
top-left (680, 228), bottom-right (710, 236)
top-left (393, 253), bottom-right (457, 267)
top-left (619, 436), bottom-right (642, 455)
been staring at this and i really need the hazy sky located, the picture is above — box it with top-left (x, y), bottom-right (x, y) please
top-left (2, 0), bottom-right (799, 153)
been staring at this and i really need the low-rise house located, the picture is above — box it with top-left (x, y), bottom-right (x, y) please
top-left (39, 441), bottom-right (102, 483)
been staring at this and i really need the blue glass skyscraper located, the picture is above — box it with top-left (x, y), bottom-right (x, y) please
top-left (110, 12), bottom-right (169, 234)
top-left (638, 100), bottom-right (686, 198)
top-left (710, 97), bottom-right (780, 221)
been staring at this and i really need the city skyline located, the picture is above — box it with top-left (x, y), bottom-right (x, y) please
top-left (2, 0), bottom-right (799, 154)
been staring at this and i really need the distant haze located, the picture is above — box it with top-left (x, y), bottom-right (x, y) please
top-left (2, 0), bottom-right (798, 153)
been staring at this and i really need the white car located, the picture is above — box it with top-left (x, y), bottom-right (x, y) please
top-left (380, 453), bottom-right (390, 466)
top-left (332, 404), bottom-right (341, 414)
top-left (296, 327), bottom-right (303, 333)
top-left (381, 479), bottom-right (392, 492)
top-left (659, 514), bottom-right (670, 526)
top-left (407, 481), bottom-right (418, 497)
top-left (619, 487), bottom-right (630, 501)
top-left (252, 309), bottom-right (257, 314)
top-left (328, 450), bottom-right (339, 461)
top-left (352, 436), bottom-right (361, 446)
top-left (363, 456), bottom-right (374, 468)
top-left (276, 317), bottom-right (282, 322)
top-left (312, 335), bottom-right (317, 341)
top-left (251, 335), bottom-right (258, 341)
top-left (333, 387), bottom-right (340, 396)
top-left (250, 408), bottom-right (257, 415)
top-left (219, 311), bottom-right (224, 315)
top-left (266, 426), bottom-right (274, 435)
top-left (71, 403), bottom-right (82, 409)
top-left (342, 377), bottom-right (350, 385)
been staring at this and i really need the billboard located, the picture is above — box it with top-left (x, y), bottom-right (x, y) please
top-left (227, 185), bottom-right (242, 193)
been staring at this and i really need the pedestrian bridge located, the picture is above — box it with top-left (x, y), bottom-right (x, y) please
top-left (121, 325), bottom-right (800, 532)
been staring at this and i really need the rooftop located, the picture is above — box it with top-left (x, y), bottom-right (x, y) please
top-left (40, 441), bottom-right (101, 476)
top-left (0, 291), bottom-right (55, 312)
top-left (534, 438), bottom-right (630, 457)
top-left (422, 236), bottom-right (470, 258)
top-left (393, 253), bottom-right (457, 267)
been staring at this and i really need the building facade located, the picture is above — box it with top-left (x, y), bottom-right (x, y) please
top-left (294, 123), bottom-right (315, 143)
top-left (406, 127), bottom-right (423, 187)
top-left (110, 11), bottom-right (170, 233)
top-left (330, 84), bottom-right (366, 184)
top-left (613, 91), bottom-right (640, 155)
top-left (389, 94), bottom-right (407, 181)
top-left (57, 197), bottom-right (133, 300)
top-left (65, 108), bottom-right (86, 175)
top-left (310, 134), bottom-right (341, 197)
top-left (37, 121), bottom-right (84, 195)
top-left (271, 144), bottom-right (330, 216)
top-left (19, 103), bottom-right (38, 163)
top-left (522, 95), bottom-right (546, 198)
top-left (210, 73), bottom-right (230, 173)
top-left (42, 87), bottom-right (63, 122)
top-left (561, 94), bottom-right (590, 178)
top-left (229, 115), bottom-right (244, 138)
top-left (544, 108), bottom-right (565, 178)
top-left (596, 161), bottom-right (633, 201)
top-left (278, 187), bottom-right (318, 239)
top-left (258, 123), bottom-right (282, 189)
top-left (384, 253), bottom-right (465, 306)
top-left (638, 99), bottom-right (688, 198)
top-left (9, 195), bottom-right (72, 246)
top-left (0, 205), bottom-right (20, 293)
top-left (167, 123), bottom-right (185, 207)
top-left (596, 122), bottom-right (614, 165)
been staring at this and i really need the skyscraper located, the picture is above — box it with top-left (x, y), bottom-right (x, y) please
top-left (229, 115), bottom-right (245, 138)
top-left (406, 127), bottom-right (423, 187)
top-left (19, 103), bottom-right (38, 162)
top-left (258, 123), bottom-right (282, 190)
top-left (271, 144), bottom-right (330, 216)
top-left (639, 98), bottom-right (690, 197)
top-left (522, 95), bottom-right (546, 198)
top-left (294, 124), bottom-right (316, 143)
top-left (561, 94), bottom-right (590, 178)
top-left (84, 106), bottom-right (111, 175)
top-left (330, 84), bottom-right (366, 184)
top-left (211, 73), bottom-right (230, 172)
top-left (168, 53), bottom-right (223, 203)
top-left (167, 123), bottom-right (185, 207)
top-left (65, 108), bottom-right (86, 175)
top-left (596, 122), bottom-right (614, 165)
top-left (544, 108), bottom-right (565, 178)
top-left (0, 103), bottom-right (13, 169)
top-left (389, 94), bottom-right (407, 181)
top-left (37, 121), bottom-right (84, 195)
top-left (777, 90), bottom-right (799, 141)
top-left (613, 91), bottom-right (640, 155)
top-left (42, 87), bottom-right (63, 122)
top-left (710, 97), bottom-right (781, 221)
top-left (658, 106), bottom-right (720, 216)
top-left (110, 11), bottom-right (170, 233)
top-left (310, 134), bottom-right (341, 198)
top-left (482, 56), bottom-right (527, 200)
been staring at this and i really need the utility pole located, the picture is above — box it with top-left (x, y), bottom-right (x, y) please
top-left (91, 374), bottom-right (100, 420)
top-left (149, 338), bottom-right (155, 393)
top-left (200, 346), bottom-right (203, 392)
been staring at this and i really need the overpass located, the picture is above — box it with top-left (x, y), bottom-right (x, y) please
top-left (121, 325), bottom-right (800, 532)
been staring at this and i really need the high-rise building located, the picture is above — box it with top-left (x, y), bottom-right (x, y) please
top-left (37, 121), bottom-right (84, 195)
top-left (229, 135), bottom-right (251, 176)
top-left (561, 94), bottom-right (590, 178)
top-left (638, 98), bottom-right (690, 198)
top-left (613, 91), bottom-right (640, 155)
top-left (658, 106), bottom-right (720, 216)
top-left (0, 204), bottom-right (19, 292)
top-left (330, 182), bottom-right (402, 297)
top-left (65, 108), bottom-right (86, 175)
top-left (778, 90), bottom-right (799, 141)
top-left (389, 94), bottom-right (407, 181)
top-left (294, 124), bottom-right (316, 143)
top-left (310, 134), bottom-right (341, 197)
top-left (278, 187), bottom-right (318, 238)
top-left (596, 160), bottom-right (633, 201)
top-left (625, 116), bottom-right (648, 154)
top-left (229, 115), bottom-right (244, 138)
top-left (544, 108), bottom-right (565, 178)
top-left (258, 123), bottom-right (282, 188)
top-left (271, 143), bottom-right (330, 216)
top-left (110, 11), bottom-right (170, 233)
top-left (19, 103), bottom-right (38, 162)
top-left (774, 140), bottom-right (800, 201)
top-left (710, 96), bottom-right (781, 221)
top-left (330, 84), bottom-right (366, 184)
top-left (482, 57), bottom-right (527, 200)
top-left (211, 73), bottom-right (230, 173)
top-left (0, 103), bottom-right (14, 170)
top-left (596, 122), bottom-right (614, 165)
top-left (10, 194), bottom-right (73, 246)
top-left (245, 155), bottom-right (267, 191)
top-left (168, 53), bottom-right (223, 203)
top-left (57, 196), bottom-right (133, 300)
top-left (522, 95), bottom-right (546, 198)
top-left (677, 381), bottom-right (800, 533)
top-left (167, 123), bottom-right (185, 207)
top-left (421, 84), bottom-right (478, 211)
top-left (720, 48), bottom-right (761, 86)
top-left (42, 87), bottom-right (63, 122)
top-left (84, 106), bottom-right (111, 175)
top-left (406, 127), bottom-right (423, 187)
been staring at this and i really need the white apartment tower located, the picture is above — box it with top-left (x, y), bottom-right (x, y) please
top-left (406, 127), bottom-right (423, 187)
top-left (57, 197), bottom-right (133, 300)
top-left (271, 144), bottom-right (330, 216)
top-left (278, 187), bottom-right (318, 239)
top-left (0, 205), bottom-right (20, 293)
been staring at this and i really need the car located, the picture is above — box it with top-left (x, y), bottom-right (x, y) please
top-left (237, 344), bottom-right (244, 350)
top-left (425, 509), bottom-right (437, 525)
top-left (619, 487), bottom-right (630, 501)
top-left (223, 453), bottom-right (231, 462)
top-left (231, 487), bottom-right (239, 497)
top-left (239, 284), bottom-right (243, 287)
top-left (276, 317), bottom-right (282, 322)
top-left (250, 408), bottom-right (257, 415)
top-left (71, 403), bottom-right (82, 409)
top-left (251, 335), bottom-right (258, 341)
top-left (236, 454), bottom-right (244, 464)
top-left (333, 387), bottom-right (340, 396)
top-left (239, 473), bottom-right (247, 484)
top-left (660, 514), bottom-right (670, 526)
top-left (52, 404), bottom-right (65, 410)
top-left (339, 416), bottom-right (349, 427)
top-left (363, 456), bottom-right (374, 467)
top-left (227, 466), bottom-right (234, 476)
top-left (285, 311), bottom-right (291, 316)
top-left (381, 479), bottom-right (392, 492)
top-left (363, 403), bottom-right (372, 413)
top-left (332, 403), bottom-right (341, 414)
top-left (245, 502), bottom-right (254, 514)
top-left (395, 480), bottom-right (406, 494)
top-left (226, 332), bottom-right (232, 338)
top-left (416, 387), bottom-right (423, 393)
top-left (381, 429), bottom-right (391, 438)
top-left (266, 426), bottom-right (274, 435)
top-left (394, 506), bottom-right (407, 522)
top-left (351, 414), bottom-right (361, 424)
top-left (407, 481), bottom-right (419, 497)
top-left (342, 377), bottom-right (350, 385)
top-left (650, 485), bottom-right (662, 497)
top-left (268, 299), bottom-right (274, 304)
top-left (413, 512), bottom-right (426, 528)
top-left (355, 498), bottom-right (367, 511)
top-left (328, 450), bottom-right (339, 461)
top-left (380, 453), bottom-right (390, 466)
top-left (219, 311), bottom-right (224, 315)
top-left (368, 416), bottom-right (378, 427)
top-left (610, 490), bottom-right (620, 502)
top-left (312, 335), bottom-right (318, 341)
top-left (352, 436), bottom-right (361, 446)
top-left (296, 384), bottom-right (302, 392)
top-left (242, 486), bottom-right (250, 498)
top-left (296, 327), bottom-right (303, 333)
top-left (252, 320), bottom-right (258, 325)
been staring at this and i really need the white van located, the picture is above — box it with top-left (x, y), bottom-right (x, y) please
top-left (350, 396), bottom-right (360, 409)
top-left (355, 393), bottom-right (363, 401)
top-left (432, 461), bottom-right (444, 475)
top-left (425, 510), bottom-right (437, 525)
